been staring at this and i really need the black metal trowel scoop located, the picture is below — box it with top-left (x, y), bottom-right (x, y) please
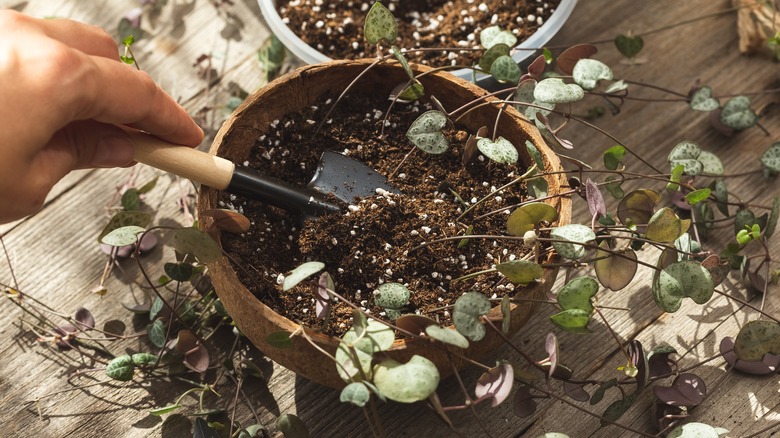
top-left (125, 129), bottom-right (394, 216)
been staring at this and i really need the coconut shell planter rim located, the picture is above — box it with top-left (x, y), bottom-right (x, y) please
top-left (258, 0), bottom-right (578, 87)
top-left (198, 59), bottom-right (571, 389)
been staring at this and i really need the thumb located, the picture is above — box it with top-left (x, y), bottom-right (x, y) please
top-left (46, 121), bottom-right (136, 172)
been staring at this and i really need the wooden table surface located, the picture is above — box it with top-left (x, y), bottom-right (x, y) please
top-left (1, 1), bottom-right (778, 437)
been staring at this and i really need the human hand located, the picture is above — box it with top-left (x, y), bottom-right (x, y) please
top-left (0, 10), bottom-right (204, 223)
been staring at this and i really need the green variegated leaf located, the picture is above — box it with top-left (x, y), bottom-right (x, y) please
top-left (761, 142), bottom-right (780, 176)
top-left (406, 110), bottom-right (449, 154)
top-left (480, 25), bottom-right (517, 49)
top-left (479, 43), bottom-right (511, 71)
top-left (373, 356), bottom-right (440, 403)
top-left (490, 55), bottom-right (521, 84)
top-left (572, 59), bottom-right (613, 90)
top-left (720, 95), bottom-right (757, 130)
top-left (534, 78), bottom-right (585, 103)
top-left (689, 86), bottom-right (719, 111)
top-left (550, 224), bottom-right (596, 260)
top-left (496, 260), bottom-right (543, 285)
top-left (477, 136), bottom-right (518, 164)
top-left (364, 2), bottom-right (397, 45)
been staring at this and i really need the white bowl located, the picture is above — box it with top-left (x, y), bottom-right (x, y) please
top-left (259, 0), bottom-right (577, 85)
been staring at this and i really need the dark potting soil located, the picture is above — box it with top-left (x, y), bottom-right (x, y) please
top-left (218, 92), bottom-right (534, 336)
top-left (276, 0), bottom-right (561, 69)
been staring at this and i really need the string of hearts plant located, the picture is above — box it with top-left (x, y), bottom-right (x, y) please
top-left (265, 3), bottom-right (780, 437)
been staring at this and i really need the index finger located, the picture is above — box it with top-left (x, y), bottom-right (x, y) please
top-left (62, 53), bottom-right (204, 146)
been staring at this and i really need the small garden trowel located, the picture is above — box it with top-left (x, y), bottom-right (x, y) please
top-left (125, 129), bottom-right (394, 217)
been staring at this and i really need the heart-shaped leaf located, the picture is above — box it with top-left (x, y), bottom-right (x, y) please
top-left (364, 2), bottom-right (397, 45)
top-left (557, 277), bottom-right (599, 313)
top-left (734, 320), bottom-right (780, 362)
top-left (282, 261), bottom-right (325, 291)
top-left (490, 55), bottom-right (521, 84)
top-left (425, 325), bottom-right (469, 349)
top-left (314, 272), bottom-right (333, 319)
top-left (343, 318), bottom-right (395, 354)
top-left (550, 224), bottom-right (596, 260)
top-left (685, 188), bottom-right (712, 205)
top-left (406, 110), bottom-right (449, 154)
top-left (480, 25), bottom-right (518, 49)
top-left (373, 355), bottom-right (440, 403)
top-left (572, 59), bottom-right (613, 90)
top-left (653, 373), bottom-right (706, 407)
top-left (615, 34), bottom-right (644, 58)
top-left (534, 78), bottom-right (585, 103)
top-left (586, 178), bottom-right (606, 219)
top-left (97, 211), bottom-right (151, 243)
top-left (474, 363), bottom-right (514, 407)
top-left (652, 261), bottom-right (714, 312)
top-left (550, 309), bottom-right (591, 333)
top-left (668, 141), bottom-right (704, 176)
top-left (698, 151), bottom-right (724, 175)
top-left (506, 202), bottom-right (559, 236)
top-left (617, 189), bottom-right (660, 232)
top-left (395, 314), bottom-right (438, 335)
top-left (340, 382), bottom-right (371, 407)
top-left (595, 241), bottom-right (638, 291)
top-left (453, 292), bottom-right (491, 341)
top-left (605, 176), bottom-right (624, 199)
top-left (477, 136), bottom-right (518, 164)
top-left (373, 282), bottom-right (410, 311)
top-left (171, 227), bottom-right (222, 263)
top-left (689, 86), bottom-right (719, 111)
top-left (761, 142), bottom-right (780, 176)
top-left (720, 95), bottom-right (757, 130)
top-left (200, 209), bottom-right (251, 233)
top-left (496, 260), bottom-right (543, 285)
top-left (603, 145), bottom-right (626, 170)
top-left (397, 79), bottom-right (425, 101)
top-left (479, 43), bottom-right (511, 71)
top-left (101, 225), bottom-right (145, 247)
top-left (106, 355), bottom-right (134, 381)
top-left (646, 207), bottom-right (690, 243)
top-left (720, 337), bottom-right (780, 375)
top-left (164, 262), bottom-right (195, 282)
top-left (556, 43), bottom-right (598, 75)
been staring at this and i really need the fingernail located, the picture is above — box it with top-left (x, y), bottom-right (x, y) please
top-left (93, 135), bottom-right (136, 168)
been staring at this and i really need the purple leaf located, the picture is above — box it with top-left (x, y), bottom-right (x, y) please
top-left (563, 381), bottom-right (590, 402)
top-left (315, 272), bottom-right (333, 319)
top-left (474, 363), bottom-right (514, 407)
top-left (395, 314), bottom-right (438, 336)
top-left (74, 307), bottom-right (95, 330)
top-left (512, 385), bottom-right (537, 418)
top-left (525, 54), bottom-right (547, 80)
top-left (557, 44), bottom-right (599, 75)
top-left (137, 232), bottom-right (158, 254)
top-left (700, 255), bottom-right (729, 287)
top-left (586, 178), bottom-right (606, 219)
top-left (176, 330), bottom-right (209, 373)
top-left (544, 332), bottom-right (559, 379)
top-left (647, 346), bottom-right (677, 379)
top-left (720, 337), bottom-right (779, 375)
top-left (628, 340), bottom-right (648, 394)
top-left (653, 373), bottom-right (706, 407)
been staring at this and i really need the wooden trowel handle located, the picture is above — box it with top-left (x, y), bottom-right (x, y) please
top-left (123, 127), bottom-right (341, 216)
top-left (125, 128), bottom-right (234, 190)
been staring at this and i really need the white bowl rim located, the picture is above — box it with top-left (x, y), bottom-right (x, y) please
top-left (258, 0), bottom-right (578, 82)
